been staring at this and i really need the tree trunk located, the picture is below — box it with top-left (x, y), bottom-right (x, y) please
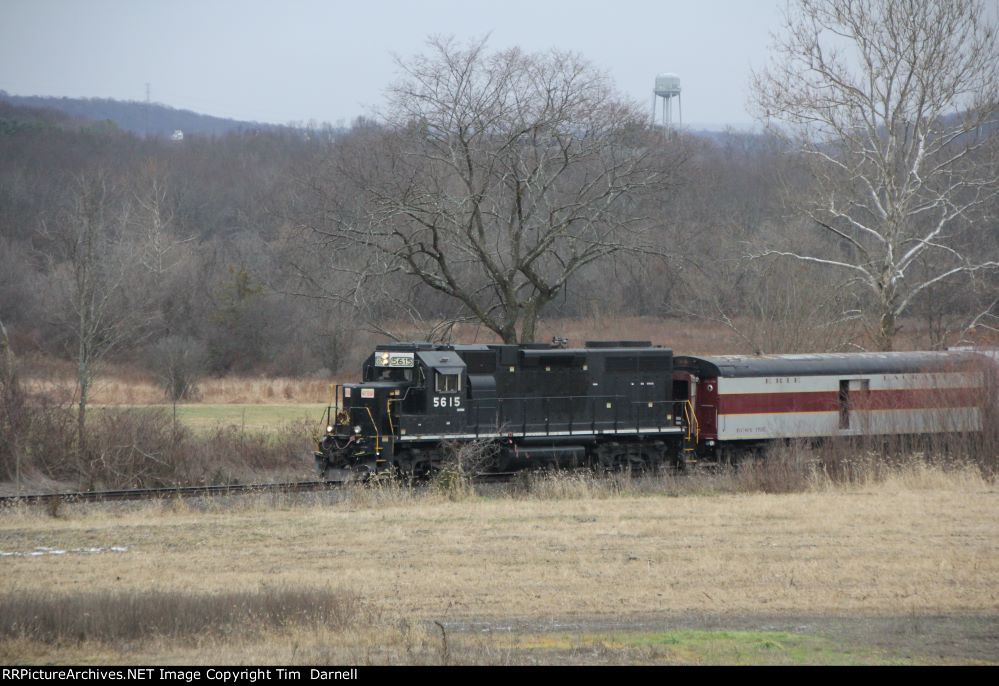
top-left (77, 337), bottom-right (89, 477)
top-left (519, 311), bottom-right (538, 344)
top-left (0, 318), bottom-right (22, 490)
top-left (876, 303), bottom-right (897, 352)
top-left (519, 296), bottom-right (549, 344)
top-left (499, 313), bottom-right (518, 344)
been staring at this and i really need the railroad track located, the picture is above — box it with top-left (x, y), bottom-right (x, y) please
top-left (0, 474), bottom-right (512, 506)
top-left (0, 480), bottom-right (339, 506)
top-left (0, 466), bottom-right (693, 507)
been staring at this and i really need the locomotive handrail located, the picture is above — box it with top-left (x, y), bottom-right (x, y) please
top-left (486, 393), bottom-right (629, 402)
top-left (683, 400), bottom-right (699, 443)
top-left (395, 395), bottom-right (689, 438)
top-left (384, 386), bottom-right (412, 438)
top-left (321, 384), bottom-right (336, 433)
top-left (363, 406), bottom-right (381, 453)
top-left (497, 394), bottom-right (633, 436)
top-left (326, 383), bottom-right (344, 431)
top-left (385, 398), bottom-right (396, 436)
top-left (627, 399), bottom-right (683, 432)
top-left (341, 404), bottom-right (382, 447)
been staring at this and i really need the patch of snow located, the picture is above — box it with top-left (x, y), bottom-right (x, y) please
top-left (0, 545), bottom-right (130, 558)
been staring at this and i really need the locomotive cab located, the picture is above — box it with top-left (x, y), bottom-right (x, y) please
top-left (316, 344), bottom-right (470, 478)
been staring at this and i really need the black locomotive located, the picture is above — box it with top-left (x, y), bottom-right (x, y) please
top-left (315, 340), bottom-right (695, 480)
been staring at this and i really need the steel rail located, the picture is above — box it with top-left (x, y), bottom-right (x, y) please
top-left (0, 480), bottom-right (339, 506)
top-left (0, 464), bottom-right (698, 507)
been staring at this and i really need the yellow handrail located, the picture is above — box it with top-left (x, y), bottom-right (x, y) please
top-left (363, 406), bottom-right (381, 453)
top-left (683, 400), bottom-right (699, 444)
top-left (329, 384), bottom-right (351, 431)
top-left (386, 398), bottom-right (398, 436)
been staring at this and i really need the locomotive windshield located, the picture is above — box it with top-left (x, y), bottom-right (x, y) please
top-left (366, 367), bottom-right (416, 382)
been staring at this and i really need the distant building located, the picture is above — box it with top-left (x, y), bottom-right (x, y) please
top-left (170, 129), bottom-right (184, 141)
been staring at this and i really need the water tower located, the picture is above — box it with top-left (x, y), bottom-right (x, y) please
top-left (652, 73), bottom-right (682, 132)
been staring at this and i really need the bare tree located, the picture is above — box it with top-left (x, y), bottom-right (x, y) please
top-left (0, 316), bottom-right (24, 487)
top-left (307, 37), bottom-right (679, 343)
top-left (678, 255), bottom-right (863, 354)
top-left (753, 0), bottom-right (999, 350)
top-left (131, 164), bottom-right (183, 276)
top-left (43, 171), bottom-right (157, 468)
top-left (147, 335), bottom-right (208, 403)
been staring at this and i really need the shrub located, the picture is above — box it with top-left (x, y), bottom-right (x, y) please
top-left (146, 335), bottom-right (208, 402)
top-left (432, 441), bottom-right (499, 500)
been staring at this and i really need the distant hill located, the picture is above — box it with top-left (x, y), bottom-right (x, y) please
top-left (0, 91), bottom-right (289, 137)
top-left (0, 99), bottom-right (87, 135)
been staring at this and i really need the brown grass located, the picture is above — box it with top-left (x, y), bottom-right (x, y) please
top-left (2, 467), bottom-right (995, 616)
top-left (22, 373), bottom-right (341, 406)
top-left (1, 463), bottom-right (996, 663)
top-left (0, 587), bottom-right (366, 643)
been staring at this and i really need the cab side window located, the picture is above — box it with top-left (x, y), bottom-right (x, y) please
top-left (435, 372), bottom-right (461, 394)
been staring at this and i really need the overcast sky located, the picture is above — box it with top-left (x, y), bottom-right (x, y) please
top-left (1, 0), bottom-right (787, 129)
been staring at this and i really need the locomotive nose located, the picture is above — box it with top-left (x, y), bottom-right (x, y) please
top-left (341, 381), bottom-right (409, 434)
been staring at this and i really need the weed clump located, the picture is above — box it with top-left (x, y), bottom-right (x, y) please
top-left (0, 587), bottom-right (368, 643)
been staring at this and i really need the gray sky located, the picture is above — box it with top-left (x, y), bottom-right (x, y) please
top-left (0, 0), bottom-right (785, 129)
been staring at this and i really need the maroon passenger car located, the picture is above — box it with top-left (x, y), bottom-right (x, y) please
top-left (673, 351), bottom-right (989, 458)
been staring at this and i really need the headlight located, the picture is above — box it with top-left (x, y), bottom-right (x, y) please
top-left (354, 426), bottom-right (362, 434)
top-left (326, 425), bottom-right (333, 433)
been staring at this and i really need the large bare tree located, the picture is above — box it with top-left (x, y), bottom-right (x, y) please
top-left (307, 38), bottom-right (679, 343)
top-left (753, 0), bottom-right (999, 350)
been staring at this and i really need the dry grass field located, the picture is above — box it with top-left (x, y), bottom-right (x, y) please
top-left (22, 375), bottom-right (339, 406)
top-left (140, 404), bottom-right (328, 433)
top-left (1, 466), bottom-right (997, 664)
